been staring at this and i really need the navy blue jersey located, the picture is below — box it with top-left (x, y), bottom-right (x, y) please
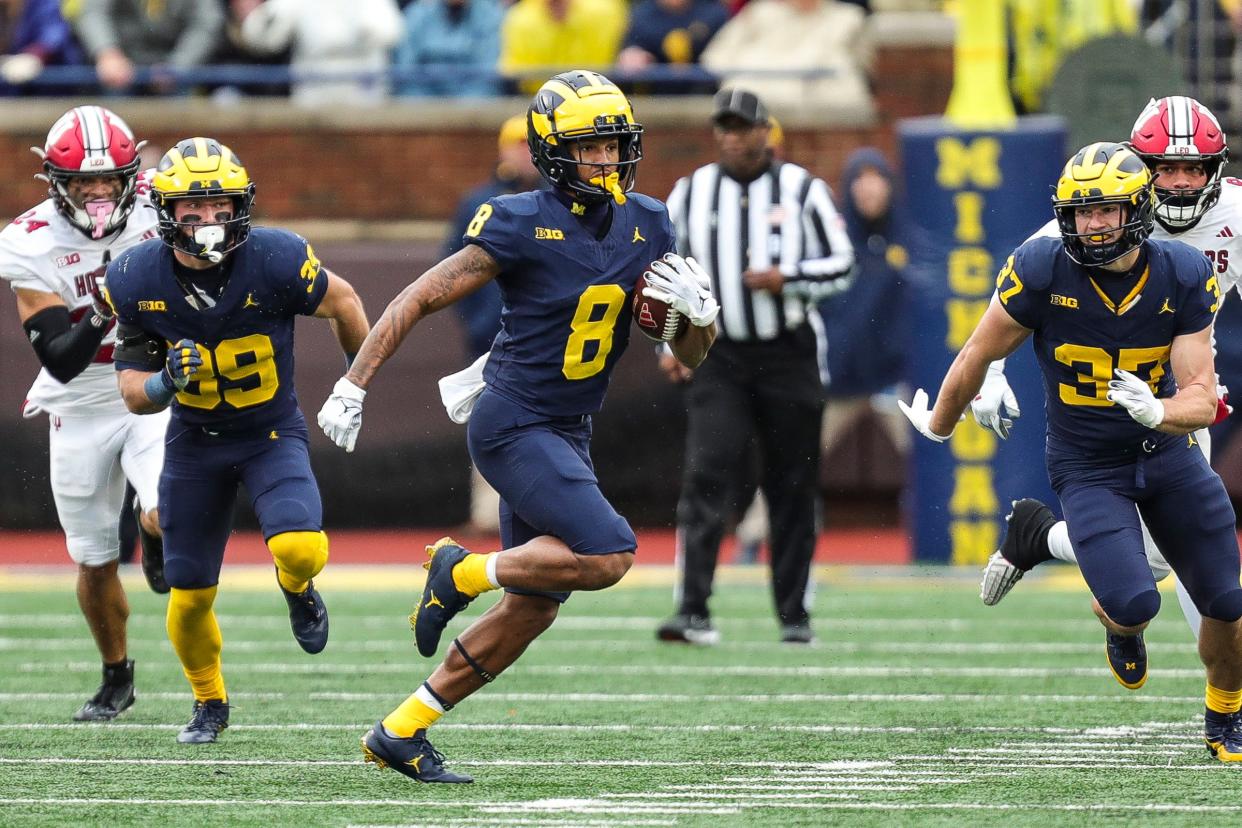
top-left (997, 236), bottom-right (1217, 457)
top-left (465, 189), bottom-right (676, 416)
top-left (107, 227), bottom-right (328, 434)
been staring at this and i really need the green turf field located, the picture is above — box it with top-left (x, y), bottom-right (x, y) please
top-left (2, 563), bottom-right (1241, 827)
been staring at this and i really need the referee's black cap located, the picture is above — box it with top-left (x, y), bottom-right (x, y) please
top-left (711, 88), bottom-right (769, 126)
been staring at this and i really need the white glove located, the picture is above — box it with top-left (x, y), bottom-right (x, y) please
top-left (897, 388), bottom-right (955, 443)
top-left (317, 376), bottom-right (367, 452)
top-left (643, 253), bottom-right (719, 327)
top-left (970, 361), bottom-right (1021, 439)
top-left (1106, 368), bottom-right (1164, 429)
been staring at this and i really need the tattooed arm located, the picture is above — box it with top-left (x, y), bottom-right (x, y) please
top-left (345, 245), bottom-right (501, 390)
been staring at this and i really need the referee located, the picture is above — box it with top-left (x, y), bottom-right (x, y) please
top-left (656, 88), bottom-right (855, 645)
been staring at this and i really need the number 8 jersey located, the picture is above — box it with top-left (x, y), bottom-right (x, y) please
top-left (106, 227), bottom-right (328, 434)
top-left (466, 189), bottom-right (675, 417)
top-left (997, 236), bottom-right (1215, 459)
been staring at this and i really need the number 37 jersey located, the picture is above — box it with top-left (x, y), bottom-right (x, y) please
top-left (465, 189), bottom-right (676, 417)
top-left (106, 228), bottom-right (328, 434)
top-left (997, 236), bottom-right (1216, 457)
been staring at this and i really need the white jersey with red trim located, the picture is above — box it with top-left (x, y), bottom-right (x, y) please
top-left (1030, 176), bottom-right (1242, 301)
top-left (0, 174), bottom-right (158, 417)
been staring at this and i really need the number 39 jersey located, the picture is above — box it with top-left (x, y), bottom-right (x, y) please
top-left (0, 185), bottom-right (158, 417)
top-left (107, 227), bottom-right (328, 434)
top-left (997, 236), bottom-right (1216, 458)
top-left (465, 189), bottom-right (676, 417)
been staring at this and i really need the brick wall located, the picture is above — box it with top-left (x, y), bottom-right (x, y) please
top-left (0, 42), bottom-right (953, 224)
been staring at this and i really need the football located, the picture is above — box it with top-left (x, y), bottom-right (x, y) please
top-left (633, 273), bottom-right (689, 342)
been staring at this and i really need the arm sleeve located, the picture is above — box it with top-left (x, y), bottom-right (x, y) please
top-left (23, 305), bottom-right (109, 384)
top-left (279, 234), bottom-right (330, 316)
top-left (666, 176), bottom-right (690, 256)
top-left (462, 198), bottom-right (522, 270)
top-left (112, 320), bottom-right (167, 372)
top-left (786, 176), bottom-right (855, 301)
top-left (994, 250), bottom-right (1039, 330)
top-left (1177, 251), bottom-right (1217, 336)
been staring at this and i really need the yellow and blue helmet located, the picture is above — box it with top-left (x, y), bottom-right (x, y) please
top-left (527, 70), bottom-right (643, 204)
top-left (151, 137), bottom-right (256, 261)
top-left (1052, 142), bottom-right (1155, 267)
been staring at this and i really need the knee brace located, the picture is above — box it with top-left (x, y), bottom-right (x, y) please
top-left (1103, 588), bottom-right (1161, 629)
top-left (268, 530), bottom-right (329, 582)
top-left (1206, 588), bottom-right (1242, 623)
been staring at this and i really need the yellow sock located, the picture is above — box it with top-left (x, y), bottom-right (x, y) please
top-left (167, 586), bottom-right (225, 702)
top-left (1207, 682), bottom-right (1242, 714)
top-left (184, 662), bottom-right (227, 703)
top-left (452, 552), bottom-right (500, 598)
top-left (382, 683), bottom-right (445, 737)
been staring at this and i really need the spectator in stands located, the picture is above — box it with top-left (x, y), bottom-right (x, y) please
top-left (615, 0), bottom-right (727, 92)
top-left (212, 0), bottom-right (292, 98)
top-left (701, 0), bottom-right (872, 112)
top-left (499, 0), bottom-right (627, 94)
top-left (74, 0), bottom-right (224, 94)
top-left (442, 115), bottom-right (544, 533)
top-left (0, 0), bottom-right (85, 92)
top-left (238, 0), bottom-right (404, 107)
top-left (393, 0), bottom-right (503, 97)
top-left (1009, 0), bottom-right (1137, 114)
top-left (819, 147), bottom-right (910, 458)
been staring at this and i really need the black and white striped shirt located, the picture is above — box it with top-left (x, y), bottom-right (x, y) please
top-left (666, 160), bottom-right (855, 342)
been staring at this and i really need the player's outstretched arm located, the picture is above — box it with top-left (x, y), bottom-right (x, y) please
top-left (312, 269), bottom-right (370, 366)
top-left (319, 246), bottom-right (500, 452)
top-left (902, 297), bottom-right (1030, 441)
top-left (347, 246), bottom-right (500, 390)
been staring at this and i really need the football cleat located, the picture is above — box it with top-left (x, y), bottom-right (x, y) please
top-left (410, 537), bottom-right (475, 658)
top-left (1205, 708), bottom-right (1242, 761)
top-left (135, 500), bottom-right (169, 594)
top-left (177, 699), bottom-right (229, 744)
top-left (279, 572), bottom-right (329, 654)
top-left (1105, 631), bottom-right (1148, 690)
top-left (780, 621), bottom-right (816, 645)
top-left (979, 499), bottom-right (1057, 605)
top-left (72, 659), bottom-right (135, 721)
top-left (361, 722), bottom-right (474, 783)
top-left (656, 613), bottom-right (720, 646)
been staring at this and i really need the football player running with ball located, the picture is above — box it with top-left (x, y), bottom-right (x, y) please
top-left (977, 97), bottom-right (1242, 679)
top-left (318, 70), bottom-right (719, 783)
top-left (105, 138), bottom-right (369, 744)
top-left (901, 142), bottom-right (1242, 762)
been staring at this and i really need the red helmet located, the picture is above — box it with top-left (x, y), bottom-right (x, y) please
top-left (32, 106), bottom-right (145, 239)
top-left (1128, 96), bottom-right (1229, 230)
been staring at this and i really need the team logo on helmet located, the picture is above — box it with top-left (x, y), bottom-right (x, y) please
top-left (1052, 142), bottom-right (1155, 267)
top-left (150, 137), bottom-right (256, 263)
top-left (33, 106), bottom-right (144, 240)
top-left (1129, 96), bottom-right (1229, 230)
top-left (527, 70), bottom-right (644, 205)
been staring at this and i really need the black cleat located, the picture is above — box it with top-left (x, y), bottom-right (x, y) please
top-left (135, 500), bottom-right (169, 594)
top-left (279, 571), bottom-right (329, 654)
top-left (1205, 708), bottom-right (1242, 762)
top-left (410, 538), bottom-right (475, 658)
top-left (1105, 632), bottom-right (1148, 690)
top-left (980, 499), bottom-right (1057, 606)
top-left (780, 621), bottom-right (816, 645)
top-left (361, 722), bottom-right (473, 783)
top-left (656, 613), bottom-right (720, 645)
top-left (72, 659), bottom-right (135, 721)
top-left (177, 699), bottom-right (229, 744)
